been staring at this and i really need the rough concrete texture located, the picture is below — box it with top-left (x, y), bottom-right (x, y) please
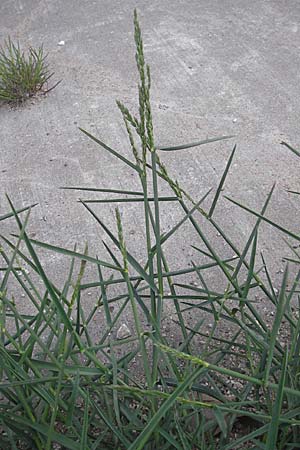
top-left (1, 0), bottom-right (300, 316)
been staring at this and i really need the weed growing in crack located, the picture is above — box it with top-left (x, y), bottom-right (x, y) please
top-left (0, 37), bottom-right (59, 103)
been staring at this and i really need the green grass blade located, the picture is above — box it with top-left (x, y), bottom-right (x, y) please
top-left (45, 367), bottom-right (64, 450)
top-left (61, 186), bottom-right (145, 195)
top-left (208, 145), bottom-right (236, 218)
top-left (158, 135), bottom-right (234, 151)
top-left (224, 424), bottom-right (269, 450)
top-left (281, 141), bottom-right (300, 157)
top-left (265, 350), bottom-right (288, 450)
top-left (79, 128), bottom-right (141, 172)
top-left (81, 196), bottom-right (178, 203)
top-left (287, 189), bottom-right (300, 195)
top-left (232, 183), bottom-right (275, 279)
top-left (264, 266), bottom-right (289, 385)
top-left (0, 203), bottom-right (38, 222)
top-left (19, 236), bottom-right (121, 271)
top-left (225, 194), bottom-right (300, 243)
top-left (66, 372), bottom-right (80, 426)
top-left (80, 392), bottom-right (91, 450)
top-left (214, 408), bottom-right (228, 439)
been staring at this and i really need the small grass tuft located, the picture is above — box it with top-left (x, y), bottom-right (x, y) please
top-left (0, 37), bottom-right (59, 103)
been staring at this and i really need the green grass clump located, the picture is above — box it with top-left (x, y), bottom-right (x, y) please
top-left (1, 9), bottom-right (300, 449)
top-left (0, 38), bottom-right (59, 103)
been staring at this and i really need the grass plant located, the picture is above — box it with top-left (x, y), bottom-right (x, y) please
top-left (1, 10), bottom-right (300, 449)
top-left (0, 38), bottom-right (59, 103)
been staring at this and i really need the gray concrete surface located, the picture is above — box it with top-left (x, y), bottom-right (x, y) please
top-left (1, 0), bottom-right (300, 322)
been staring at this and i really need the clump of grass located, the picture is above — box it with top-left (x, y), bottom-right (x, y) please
top-left (1, 9), bottom-right (300, 450)
top-left (0, 37), bottom-right (59, 103)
